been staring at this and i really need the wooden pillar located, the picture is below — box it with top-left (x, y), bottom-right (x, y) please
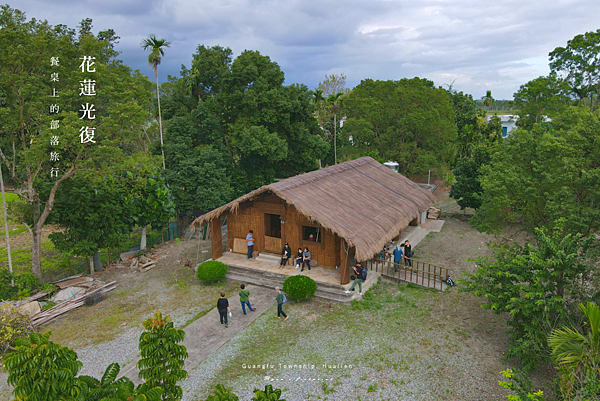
top-left (340, 238), bottom-right (350, 285)
top-left (211, 218), bottom-right (223, 260)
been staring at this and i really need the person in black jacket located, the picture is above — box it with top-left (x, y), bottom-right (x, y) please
top-left (217, 292), bottom-right (231, 327)
top-left (344, 262), bottom-right (365, 295)
top-left (403, 240), bottom-right (412, 267)
top-left (279, 243), bottom-right (291, 269)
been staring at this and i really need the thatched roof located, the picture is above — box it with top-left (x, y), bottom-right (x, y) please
top-left (191, 157), bottom-right (436, 261)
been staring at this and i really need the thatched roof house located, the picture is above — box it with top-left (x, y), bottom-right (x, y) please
top-left (192, 157), bottom-right (436, 283)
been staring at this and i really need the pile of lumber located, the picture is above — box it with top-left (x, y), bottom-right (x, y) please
top-left (427, 207), bottom-right (441, 219)
top-left (31, 281), bottom-right (116, 327)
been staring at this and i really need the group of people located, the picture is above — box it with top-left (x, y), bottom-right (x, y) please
top-left (278, 243), bottom-right (311, 271)
top-left (390, 240), bottom-right (413, 271)
top-left (246, 230), bottom-right (312, 272)
top-left (217, 284), bottom-right (289, 328)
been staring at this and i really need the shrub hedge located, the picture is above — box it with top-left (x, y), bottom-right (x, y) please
top-left (282, 275), bottom-right (317, 301)
top-left (196, 261), bottom-right (228, 282)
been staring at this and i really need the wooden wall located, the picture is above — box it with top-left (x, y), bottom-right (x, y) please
top-left (225, 192), bottom-right (338, 269)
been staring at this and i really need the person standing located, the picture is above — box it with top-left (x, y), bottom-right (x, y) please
top-left (392, 245), bottom-right (404, 272)
top-left (239, 284), bottom-right (255, 314)
top-left (345, 262), bottom-right (365, 295)
top-left (403, 240), bottom-right (412, 267)
top-left (217, 292), bottom-right (231, 327)
top-left (301, 247), bottom-right (311, 271)
top-left (275, 287), bottom-right (288, 320)
top-left (295, 247), bottom-right (303, 269)
top-left (246, 229), bottom-right (255, 259)
top-left (279, 243), bottom-right (291, 269)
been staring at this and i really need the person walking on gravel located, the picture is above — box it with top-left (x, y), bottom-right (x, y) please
top-left (217, 292), bottom-right (231, 327)
top-left (239, 284), bottom-right (256, 314)
top-left (275, 287), bottom-right (288, 320)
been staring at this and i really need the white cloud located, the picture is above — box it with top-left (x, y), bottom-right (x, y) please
top-left (10, 0), bottom-right (600, 98)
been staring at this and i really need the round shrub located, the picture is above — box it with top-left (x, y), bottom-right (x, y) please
top-left (282, 275), bottom-right (317, 301)
top-left (196, 261), bottom-right (228, 282)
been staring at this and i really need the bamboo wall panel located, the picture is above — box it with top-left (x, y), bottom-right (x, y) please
top-left (264, 236), bottom-right (282, 253)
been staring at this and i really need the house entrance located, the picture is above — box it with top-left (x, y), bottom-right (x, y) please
top-left (264, 213), bottom-right (282, 253)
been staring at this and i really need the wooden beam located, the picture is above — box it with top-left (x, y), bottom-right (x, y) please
top-left (339, 238), bottom-right (350, 285)
top-left (211, 218), bottom-right (223, 260)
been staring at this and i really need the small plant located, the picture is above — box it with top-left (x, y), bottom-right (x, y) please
top-left (137, 312), bottom-right (188, 400)
top-left (205, 383), bottom-right (239, 401)
top-left (14, 271), bottom-right (39, 294)
top-left (282, 275), bottom-right (317, 301)
top-left (40, 283), bottom-right (58, 297)
top-left (196, 261), bottom-right (228, 282)
top-left (252, 384), bottom-right (286, 401)
top-left (367, 383), bottom-right (378, 393)
top-left (0, 303), bottom-right (32, 356)
top-left (179, 257), bottom-right (192, 267)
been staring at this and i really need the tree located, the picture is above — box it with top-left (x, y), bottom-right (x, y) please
top-left (161, 45), bottom-right (328, 198)
top-left (326, 92), bottom-right (343, 164)
top-left (449, 145), bottom-right (492, 210)
top-left (317, 73), bottom-right (351, 97)
top-left (0, 7), bottom-right (153, 279)
top-left (472, 106), bottom-right (600, 237)
top-left (481, 90), bottom-right (495, 108)
top-left (549, 29), bottom-right (600, 110)
top-left (549, 302), bottom-right (600, 400)
top-left (118, 164), bottom-right (174, 251)
top-left (462, 225), bottom-right (596, 370)
top-left (49, 173), bottom-right (133, 272)
top-left (142, 35), bottom-right (171, 170)
top-left (513, 75), bottom-right (571, 129)
top-left (341, 78), bottom-right (456, 174)
top-left (137, 312), bottom-right (188, 401)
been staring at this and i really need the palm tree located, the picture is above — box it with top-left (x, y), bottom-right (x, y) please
top-left (548, 302), bottom-right (600, 399)
top-left (327, 92), bottom-right (343, 164)
top-left (481, 90), bottom-right (495, 109)
top-left (142, 35), bottom-right (171, 170)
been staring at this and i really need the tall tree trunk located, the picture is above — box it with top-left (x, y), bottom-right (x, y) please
top-left (1, 166), bottom-right (14, 286)
top-left (140, 225), bottom-right (147, 251)
top-left (89, 256), bottom-right (94, 274)
top-left (156, 72), bottom-right (166, 170)
top-left (334, 113), bottom-right (337, 165)
top-left (31, 228), bottom-right (42, 279)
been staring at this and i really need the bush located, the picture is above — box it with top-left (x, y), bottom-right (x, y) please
top-left (0, 267), bottom-right (17, 300)
top-left (282, 275), bottom-right (317, 301)
top-left (197, 261), bottom-right (228, 282)
top-left (14, 272), bottom-right (39, 293)
top-left (0, 303), bottom-right (32, 356)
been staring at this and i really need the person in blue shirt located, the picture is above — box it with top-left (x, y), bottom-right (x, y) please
top-left (246, 230), bottom-right (254, 259)
top-left (392, 245), bottom-right (404, 272)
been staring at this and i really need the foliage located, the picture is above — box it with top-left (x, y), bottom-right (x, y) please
top-left (513, 75), bottom-right (571, 129)
top-left (137, 312), bottom-right (188, 401)
top-left (549, 28), bottom-right (600, 110)
top-left (205, 384), bottom-right (239, 401)
top-left (462, 225), bottom-right (596, 370)
top-left (548, 302), bottom-right (600, 400)
top-left (196, 261), bottom-right (228, 282)
top-left (0, 303), bottom-right (32, 356)
top-left (282, 275), bottom-right (317, 301)
top-left (78, 362), bottom-right (163, 401)
top-left (0, 266), bottom-right (17, 300)
top-left (5, 331), bottom-right (83, 401)
top-left (340, 78), bottom-right (456, 175)
top-left (50, 174), bottom-right (133, 261)
top-left (473, 106), bottom-right (600, 237)
top-left (251, 385), bottom-right (286, 401)
top-left (161, 45), bottom-right (328, 202)
top-left (450, 145), bottom-right (492, 210)
top-left (498, 369), bottom-right (545, 401)
top-left (0, 6), bottom-right (154, 278)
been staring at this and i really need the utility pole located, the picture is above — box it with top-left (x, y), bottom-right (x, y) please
top-left (0, 165), bottom-right (14, 286)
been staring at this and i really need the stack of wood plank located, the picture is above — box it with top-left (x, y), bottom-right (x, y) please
top-left (30, 281), bottom-right (116, 327)
top-left (427, 207), bottom-right (441, 219)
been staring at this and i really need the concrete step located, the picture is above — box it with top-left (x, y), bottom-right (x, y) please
top-left (256, 253), bottom-right (281, 262)
top-left (225, 264), bottom-right (380, 303)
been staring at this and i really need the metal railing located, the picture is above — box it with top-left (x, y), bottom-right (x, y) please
top-left (364, 254), bottom-right (451, 291)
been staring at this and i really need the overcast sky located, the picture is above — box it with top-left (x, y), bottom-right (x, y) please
top-left (10, 0), bottom-right (600, 99)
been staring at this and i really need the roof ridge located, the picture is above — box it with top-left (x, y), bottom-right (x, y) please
top-left (270, 157), bottom-right (372, 193)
